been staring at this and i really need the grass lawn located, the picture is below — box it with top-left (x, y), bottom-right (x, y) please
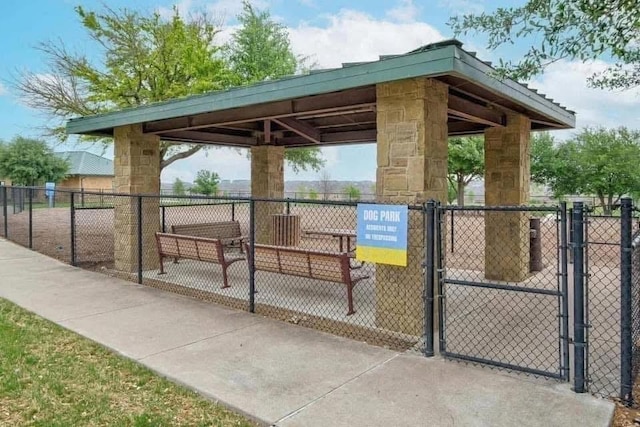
top-left (0, 298), bottom-right (254, 427)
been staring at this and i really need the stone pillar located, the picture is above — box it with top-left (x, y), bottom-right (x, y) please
top-left (375, 77), bottom-right (449, 335)
top-left (113, 124), bottom-right (161, 273)
top-left (484, 113), bottom-right (531, 282)
top-left (251, 145), bottom-right (284, 244)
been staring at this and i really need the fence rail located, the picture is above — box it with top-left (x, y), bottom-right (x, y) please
top-left (1, 185), bottom-right (639, 406)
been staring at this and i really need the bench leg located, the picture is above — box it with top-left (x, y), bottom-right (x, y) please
top-left (158, 257), bottom-right (166, 275)
top-left (221, 266), bottom-right (231, 289)
top-left (173, 257), bottom-right (179, 264)
top-left (346, 283), bottom-right (355, 316)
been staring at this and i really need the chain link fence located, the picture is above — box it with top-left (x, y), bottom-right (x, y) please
top-left (4, 185), bottom-right (640, 405)
top-left (438, 204), bottom-right (568, 380)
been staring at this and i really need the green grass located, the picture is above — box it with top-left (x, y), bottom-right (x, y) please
top-left (0, 298), bottom-right (254, 427)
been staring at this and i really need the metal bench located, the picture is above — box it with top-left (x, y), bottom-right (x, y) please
top-left (245, 243), bottom-right (369, 315)
top-left (171, 221), bottom-right (247, 252)
top-left (155, 232), bottom-right (245, 289)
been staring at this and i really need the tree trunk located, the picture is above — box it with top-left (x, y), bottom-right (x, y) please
top-left (457, 179), bottom-right (465, 207)
top-left (607, 194), bottom-right (614, 216)
top-left (597, 193), bottom-right (609, 215)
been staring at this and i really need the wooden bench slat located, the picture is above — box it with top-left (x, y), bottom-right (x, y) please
top-left (246, 243), bottom-right (369, 315)
top-left (155, 232), bottom-right (245, 289)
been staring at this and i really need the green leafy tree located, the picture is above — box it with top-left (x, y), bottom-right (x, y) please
top-left (16, 6), bottom-right (236, 172)
top-left (344, 184), bottom-right (361, 201)
top-left (448, 136), bottom-right (484, 206)
top-left (449, 1), bottom-right (640, 90)
top-left (308, 188), bottom-right (319, 200)
top-left (0, 137), bottom-right (69, 185)
top-left (191, 170), bottom-right (220, 196)
top-left (228, 1), bottom-right (324, 173)
top-left (447, 180), bottom-right (457, 204)
top-left (172, 178), bottom-right (186, 196)
top-left (531, 127), bottom-right (640, 214)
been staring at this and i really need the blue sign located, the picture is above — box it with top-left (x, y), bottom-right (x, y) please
top-left (356, 204), bottom-right (408, 266)
top-left (45, 182), bottom-right (56, 198)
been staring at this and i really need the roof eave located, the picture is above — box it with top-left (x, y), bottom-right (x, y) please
top-left (65, 45), bottom-right (458, 135)
top-left (451, 47), bottom-right (576, 129)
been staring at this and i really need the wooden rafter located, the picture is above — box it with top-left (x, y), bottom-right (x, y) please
top-left (273, 117), bottom-right (321, 144)
top-left (448, 94), bottom-right (505, 127)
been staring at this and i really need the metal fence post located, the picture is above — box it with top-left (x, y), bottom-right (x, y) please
top-left (572, 202), bottom-right (587, 393)
top-left (28, 188), bottom-right (33, 249)
top-left (249, 199), bottom-right (256, 313)
top-left (2, 186), bottom-right (7, 237)
top-left (424, 200), bottom-right (436, 357)
top-left (70, 192), bottom-right (76, 266)
top-left (436, 203), bottom-right (446, 354)
top-left (161, 205), bottom-right (166, 233)
top-left (231, 202), bottom-right (236, 221)
top-left (450, 209), bottom-right (454, 253)
top-left (559, 202), bottom-right (570, 381)
top-left (137, 196), bottom-right (143, 285)
top-left (286, 199), bottom-right (291, 215)
top-left (620, 197), bottom-right (634, 404)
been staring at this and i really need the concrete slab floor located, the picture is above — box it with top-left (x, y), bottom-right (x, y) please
top-left (0, 239), bottom-right (615, 427)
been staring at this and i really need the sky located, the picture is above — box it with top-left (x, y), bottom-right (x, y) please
top-left (0, 0), bottom-right (639, 184)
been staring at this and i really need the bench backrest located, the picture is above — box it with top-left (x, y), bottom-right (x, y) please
top-left (156, 232), bottom-right (223, 264)
top-left (250, 244), bottom-right (349, 284)
top-left (171, 221), bottom-right (241, 240)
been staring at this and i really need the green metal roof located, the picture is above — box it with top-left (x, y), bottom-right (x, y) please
top-left (55, 151), bottom-right (113, 176)
top-left (66, 40), bottom-right (575, 137)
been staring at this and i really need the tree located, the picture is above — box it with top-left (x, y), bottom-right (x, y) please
top-left (0, 137), bottom-right (69, 185)
top-left (344, 184), bottom-right (361, 201)
top-left (531, 127), bottom-right (640, 214)
top-left (16, 4), bottom-right (322, 180)
top-left (448, 136), bottom-right (484, 206)
top-left (228, 1), bottom-right (324, 173)
top-left (447, 181), bottom-right (457, 204)
top-left (172, 178), bottom-right (186, 196)
top-left (449, 1), bottom-right (640, 90)
top-left (318, 169), bottom-right (332, 200)
top-left (191, 170), bottom-right (220, 196)
top-left (308, 188), bottom-right (319, 200)
top-left (16, 6), bottom-right (236, 172)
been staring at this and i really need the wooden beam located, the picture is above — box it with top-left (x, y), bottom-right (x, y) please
top-left (160, 130), bottom-right (257, 146)
top-left (273, 117), bottom-right (321, 144)
top-left (448, 94), bottom-right (505, 127)
top-left (144, 86), bottom-right (376, 134)
top-left (278, 129), bottom-right (376, 146)
top-left (447, 121), bottom-right (486, 135)
top-left (263, 119), bottom-right (272, 144)
top-left (309, 112), bottom-right (377, 129)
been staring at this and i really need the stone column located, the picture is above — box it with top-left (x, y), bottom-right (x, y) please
top-left (375, 77), bottom-right (449, 336)
top-left (113, 124), bottom-right (161, 273)
top-left (484, 113), bottom-right (531, 282)
top-left (251, 145), bottom-right (284, 244)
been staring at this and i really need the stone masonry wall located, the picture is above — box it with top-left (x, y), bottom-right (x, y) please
top-left (375, 78), bottom-right (449, 336)
top-left (113, 124), bottom-right (161, 273)
top-left (484, 114), bottom-right (531, 282)
top-left (251, 145), bottom-right (285, 244)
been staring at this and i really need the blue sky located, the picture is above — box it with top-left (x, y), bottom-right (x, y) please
top-left (1, 0), bottom-right (638, 184)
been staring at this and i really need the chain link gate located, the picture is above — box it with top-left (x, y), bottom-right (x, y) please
top-left (434, 203), bottom-right (570, 380)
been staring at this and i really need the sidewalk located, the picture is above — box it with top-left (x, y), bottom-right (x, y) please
top-left (0, 239), bottom-right (613, 426)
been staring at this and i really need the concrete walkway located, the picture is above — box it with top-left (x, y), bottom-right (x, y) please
top-left (0, 239), bottom-right (613, 426)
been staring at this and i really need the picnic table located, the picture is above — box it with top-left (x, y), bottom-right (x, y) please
top-left (304, 228), bottom-right (357, 253)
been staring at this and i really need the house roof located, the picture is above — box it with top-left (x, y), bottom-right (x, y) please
top-left (55, 151), bottom-right (114, 176)
top-left (66, 39), bottom-right (576, 148)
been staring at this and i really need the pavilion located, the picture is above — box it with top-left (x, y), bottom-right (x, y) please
top-left (66, 39), bottom-right (575, 335)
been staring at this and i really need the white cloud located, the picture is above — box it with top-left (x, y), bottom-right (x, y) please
top-left (0, 83), bottom-right (6, 96)
top-left (386, 0), bottom-right (420, 23)
top-left (438, 0), bottom-right (485, 15)
top-left (288, 9), bottom-right (444, 69)
top-left (531, 60), bottom-right (640, 134)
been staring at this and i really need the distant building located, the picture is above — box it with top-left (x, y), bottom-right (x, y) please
top-left (55, 151), bottom-right (114, 191)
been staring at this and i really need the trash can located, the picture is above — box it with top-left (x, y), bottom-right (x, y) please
top-left (530, 217), bottom-right (543, 272)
